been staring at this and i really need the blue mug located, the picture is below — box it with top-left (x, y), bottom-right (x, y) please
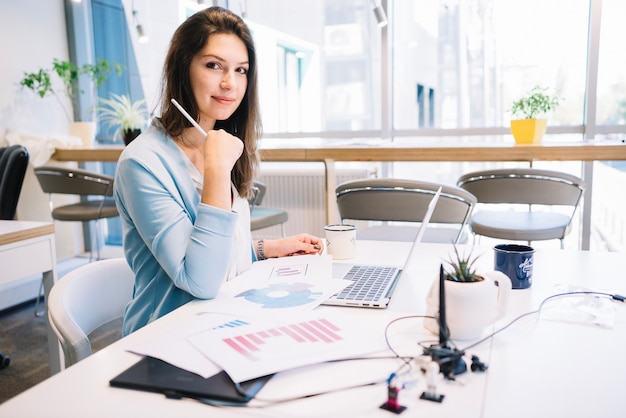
top-left (494, 244), bottom-right (534, 289)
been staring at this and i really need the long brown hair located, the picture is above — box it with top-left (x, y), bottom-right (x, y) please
top-left (159, 6), bottom-right (260, 197)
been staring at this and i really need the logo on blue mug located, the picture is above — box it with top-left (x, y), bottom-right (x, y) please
top-left (494, 244), bottom-right (535, 289)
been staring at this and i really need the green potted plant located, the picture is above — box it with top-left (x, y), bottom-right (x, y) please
top-left (20, 58), bottom-right (122, 146)
top-left (20, 58), bottom-right (122, 122)
top-left (442, 245), bottom-right (483, 282)
top-left (424, 245), bottom-right (511, 340)
top-left (510, 86), bottom-right (560, 144)
top-left (98, 94), bottom-right (149, 145)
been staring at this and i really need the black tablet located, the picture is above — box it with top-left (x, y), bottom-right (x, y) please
top-left (110, 356), bottom-right (272, 406)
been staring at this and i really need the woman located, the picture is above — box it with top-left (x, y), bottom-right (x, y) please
top-left (114, 7), bottom-right (323, 335)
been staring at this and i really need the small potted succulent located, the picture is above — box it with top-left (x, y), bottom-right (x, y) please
top-left (424, 245), bottom-right (511, 340)
top-left (442, 245), bottom-right (484, 282)
top-left (510, 86), bottom-right (560, 144)
top-left (98, 94), bottom-right (149, 145)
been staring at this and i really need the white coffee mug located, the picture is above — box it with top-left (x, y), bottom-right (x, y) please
top-left (324, 224), bottom-right (357, 260)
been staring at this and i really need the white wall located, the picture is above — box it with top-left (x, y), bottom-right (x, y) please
top-left (0, 0), bottom-right (83, 259)
top-left (0, 0), bottom-right (70, 135)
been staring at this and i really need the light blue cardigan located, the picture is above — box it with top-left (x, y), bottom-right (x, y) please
top-left (114, 119), bottom-right (253, 335)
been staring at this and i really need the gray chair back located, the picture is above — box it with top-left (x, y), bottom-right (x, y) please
top-left (34, 166), bottom-right (114, 197)
top-left (336, 178), bottom-right (477, 244)
top-left (34, 166), bottom-right (118, 222)
top-left (33, 165), bottom-right (119, 282)
top-left (457, 168), bottom-right (584, 206)
top-left (456, 168), bottom-right (586, 247)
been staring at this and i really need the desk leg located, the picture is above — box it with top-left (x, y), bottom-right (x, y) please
top-left (581, 161), bottom-right (593, 251)
top-left (42, 268), bottom-right (62, 375)
top-left (324, 159), bottom-right (340, 225)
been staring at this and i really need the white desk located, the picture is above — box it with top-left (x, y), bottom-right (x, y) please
top-left (0, 221), bottom-right (61, 374)
top-left (1, 242), bottom-right (624, 417)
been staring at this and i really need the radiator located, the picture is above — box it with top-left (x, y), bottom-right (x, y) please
top-left (252, 164), bottom-right (376, 239)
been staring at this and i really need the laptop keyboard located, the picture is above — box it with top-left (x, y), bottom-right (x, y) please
top-left (336, 265), bottom-right (398, 302)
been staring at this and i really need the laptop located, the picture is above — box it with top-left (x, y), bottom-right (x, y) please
top-left (322, 186), bottom-right (442, 309)
top-left (110, 356), bottom-right (273, 405)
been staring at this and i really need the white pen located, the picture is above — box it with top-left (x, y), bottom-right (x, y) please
top-left (170, 98), bottom-right (207, 137)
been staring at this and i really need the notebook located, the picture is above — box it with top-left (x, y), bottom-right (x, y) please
top-left (110, 356), bottom-right (273, 405)
top-left (322, 186), bottom-right (442, 309)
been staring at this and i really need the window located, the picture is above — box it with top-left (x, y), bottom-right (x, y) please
top-left (92, 0), bottom-right (145, 143)
top-left (391, 0), bottom-right (590, 130)
top-left (71, 0), bottom-right (625, 139)
top-left (241, 0), bottom-right (626, 141)
top-left (246, 0), bottom-right (382, 133)
top-left (596, 0), bottom-right (626, 129)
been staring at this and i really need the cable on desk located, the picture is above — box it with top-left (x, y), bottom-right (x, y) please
top-left (189, 291), bottom-right (625, 408)
top-left (461, 290), bottom-right (623, 352)
top-left (380, 291), bottom-right (624, 378)
top-left (383, 314), bottom-right (441, 360)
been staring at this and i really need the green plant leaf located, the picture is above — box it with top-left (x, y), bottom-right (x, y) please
top-left (443, 245), bottom-right (482, 282)
top-left (98, 93), bottom-right (149, 141)
top-left (20, 58), bottom-right (124, 123)
top-left (511, 86), bottom-right (560, 119)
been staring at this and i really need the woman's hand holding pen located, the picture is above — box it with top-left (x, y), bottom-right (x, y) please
top-left (203, 129), bottom-right (243, 172)
top-left (201, 129), bottom-right (243, 210)
top-left (261, 234), bottom-right (324, 259)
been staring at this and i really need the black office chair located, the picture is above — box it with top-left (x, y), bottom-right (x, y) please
top-left (0, 144), bottom-right (30, 370)
top-left (0, 145), bottom-right (29, 220)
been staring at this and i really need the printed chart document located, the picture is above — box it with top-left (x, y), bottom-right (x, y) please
top-left (186, 310), bottom-right (391, 383)
top-left (213, 254), bottom-right (351, 314)
top-left (128, 312), bottom-right (226, 379)
top-left (128, 254), bottom-right (362, 379)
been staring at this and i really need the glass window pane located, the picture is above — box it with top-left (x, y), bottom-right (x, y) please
top-left (391, 0), bottom-right (590, 130)
top-left (596, 0), bottom-right (626, 127)
top-left (245, 0), bottom-right (381, 133)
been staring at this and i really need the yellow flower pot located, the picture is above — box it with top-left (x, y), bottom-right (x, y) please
top-left (510, 118), bottom-right (547, 144)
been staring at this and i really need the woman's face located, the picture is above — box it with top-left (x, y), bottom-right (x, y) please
top-left (189, 33), bottom-right (249, 128)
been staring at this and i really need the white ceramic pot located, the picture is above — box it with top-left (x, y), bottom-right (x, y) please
top-left (424, 271), bottom-right (512, 340)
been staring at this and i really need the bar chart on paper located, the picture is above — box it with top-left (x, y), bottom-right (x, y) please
top-left (188, 313), bottom-right (386, 382)
top-left (222, 317), bottom-right (342, 361)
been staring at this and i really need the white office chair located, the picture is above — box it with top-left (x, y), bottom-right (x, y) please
top-left (457, 168), bottom-right (586, 248)
top-left (47, 257), bottom-right (134, 369)
top-left (336, 178), bottom-right (477, 244)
